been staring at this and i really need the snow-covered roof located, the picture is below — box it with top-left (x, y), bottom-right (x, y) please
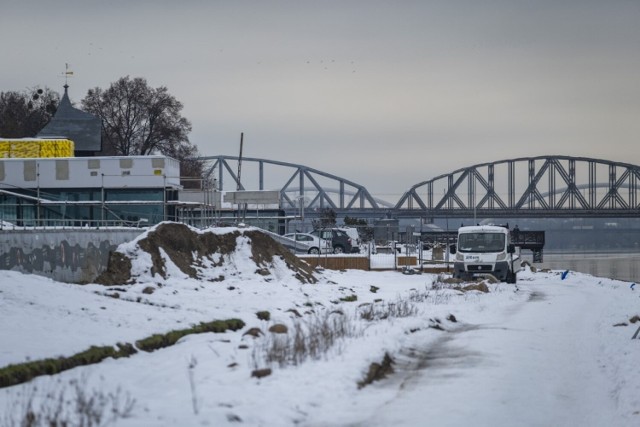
top-left (458, 225), bottom-right (508, 233)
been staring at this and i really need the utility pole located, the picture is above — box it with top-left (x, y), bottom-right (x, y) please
top-left (237, 132), bottom-right (243, 191)
top-left (236, 133), bottom-right (246, 223)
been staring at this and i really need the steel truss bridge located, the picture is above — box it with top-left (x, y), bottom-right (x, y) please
top-left (201, 155), bottom-right (640, 220)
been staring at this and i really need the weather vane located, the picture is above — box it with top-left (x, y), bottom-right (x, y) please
top-left (60, 63), bottom-right (74, 87)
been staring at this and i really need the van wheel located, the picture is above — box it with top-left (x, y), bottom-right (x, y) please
top-left (333, 245), bottom-right (344, 254)
top-left (308, 247), bottom-right (320, 254)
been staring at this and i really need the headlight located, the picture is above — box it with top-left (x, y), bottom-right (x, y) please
top-left (455, 252), bottom-right (464, 261)
top-left (496, 252), bottom-right (507, 261)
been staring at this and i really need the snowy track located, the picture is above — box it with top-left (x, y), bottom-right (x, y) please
top-left (352, 278), bottom-right (638, 427)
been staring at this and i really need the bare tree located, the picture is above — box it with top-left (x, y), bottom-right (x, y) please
top-left (81, 76), bottom-right (205, 186)
top-left (82, 76), bottom-right (192, 156)
top-left (0, 87), bottom-right (59, 137)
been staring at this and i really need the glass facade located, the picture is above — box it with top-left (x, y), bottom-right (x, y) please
top-left (0, 188), bottom-right (176, 227)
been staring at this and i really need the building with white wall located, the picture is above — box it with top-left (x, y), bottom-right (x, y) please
top-left (0, 155), bottom-right (182, 226)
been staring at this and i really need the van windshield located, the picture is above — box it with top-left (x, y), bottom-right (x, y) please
top-left (458, 233), bottom-right (505, 253)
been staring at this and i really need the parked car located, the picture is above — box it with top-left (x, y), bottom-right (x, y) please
top-left (310, 228), bottom-right (355, 254)
top-left (283, 232), bottom-right (332, 254)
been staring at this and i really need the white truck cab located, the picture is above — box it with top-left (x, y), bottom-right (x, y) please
top-left (453, 225), bottom-right (519, 283)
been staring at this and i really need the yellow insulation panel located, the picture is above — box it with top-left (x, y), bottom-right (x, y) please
top-left (40, 141), bottom-right (55, 158)
top-left (0, 141), bottom-right (9, 158)
top-left (0, 139), bottom-right (75, 158)
top-left (10, 141), bottom-right (40, 158)
top-left (58, 139), bottom-right (74, 157)
top-left (40, 139), bottom-right (74, 157)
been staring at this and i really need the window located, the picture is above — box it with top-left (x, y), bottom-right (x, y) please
top-left (458, 233), bottom-right (505, 253)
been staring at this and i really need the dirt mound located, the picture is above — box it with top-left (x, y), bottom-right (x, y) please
top-left (95, 223), bottom-right (316, 285)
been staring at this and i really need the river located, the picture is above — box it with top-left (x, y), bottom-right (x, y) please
top-left (522, 251), bottom-right (640, 283)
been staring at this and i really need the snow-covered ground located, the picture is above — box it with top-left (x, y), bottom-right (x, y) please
top-left (1, 226), bottom-right (639, 426)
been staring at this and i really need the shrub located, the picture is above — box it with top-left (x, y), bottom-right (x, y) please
top-left (256, 311), bottom-right (271, 321)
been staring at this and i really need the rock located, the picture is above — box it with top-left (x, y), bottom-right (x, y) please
top-left (243, 327), bottom-right (263, 338)
top-left (251, 368), bottom-right (272, 379)
top-left (255, 268), bottom-right (271, 276)
top-left (358, 353), bottom-right (394, 388)
top-left (462, 282), bottom-right (490, 293)
top-left (268, 324), bottom-right (288, 334)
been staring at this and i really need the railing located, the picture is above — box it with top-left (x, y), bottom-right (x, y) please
top-left (0, 218), bottom-right (150, 230)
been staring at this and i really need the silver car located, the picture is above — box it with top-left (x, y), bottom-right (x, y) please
top-left (283, 232), bottom-right (333, 254)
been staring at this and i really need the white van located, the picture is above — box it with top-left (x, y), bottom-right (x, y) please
top-left (452, 225), bottom-right (519, 283)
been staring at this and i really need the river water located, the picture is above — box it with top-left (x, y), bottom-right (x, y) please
top-left (521, 251), bottom-right (640, 283)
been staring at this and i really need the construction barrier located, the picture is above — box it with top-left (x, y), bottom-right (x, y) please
top-left (301, 256), bottom-right (370, 270)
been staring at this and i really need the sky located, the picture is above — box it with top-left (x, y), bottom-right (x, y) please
top-left (0, 224), bottom-right (639, 425)
top-left (2, 0), bottom-right (640, 200)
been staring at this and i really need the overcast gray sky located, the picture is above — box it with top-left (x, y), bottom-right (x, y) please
top-left (3, 0), bottom-right (639, 200)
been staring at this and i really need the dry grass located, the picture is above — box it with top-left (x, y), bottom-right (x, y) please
top-left (358, 299), bottom-right (418, 321)
top-left (408, 288), bottom-right (454, 305)
top-left (1, 375), bottom-right (135, 427)
top-left (252, 310), bottom-right (360, 369)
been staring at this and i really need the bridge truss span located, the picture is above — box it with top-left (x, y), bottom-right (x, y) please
top-left (395, 156), bottom-right (640, 218)
top-left (201, 155), bottom-right (384, 210)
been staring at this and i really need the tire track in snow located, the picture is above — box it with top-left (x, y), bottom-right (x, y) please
top-left (353, 284), bottom-right (624, 427)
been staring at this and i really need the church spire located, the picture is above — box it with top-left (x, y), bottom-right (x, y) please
top-left (37, 72), bottom-right (102, 155)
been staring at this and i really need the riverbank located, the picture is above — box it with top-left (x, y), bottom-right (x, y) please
top-left (522, 251), bottom-right (640, 282)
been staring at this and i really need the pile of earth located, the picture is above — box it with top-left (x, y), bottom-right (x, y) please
top-left (94, 222), bottom-right (317, 285)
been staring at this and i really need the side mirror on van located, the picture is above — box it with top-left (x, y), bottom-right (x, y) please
top-left (450, 244), bottom-right (457, 254)
top-left (507, 244), bottom-right (515, 254)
